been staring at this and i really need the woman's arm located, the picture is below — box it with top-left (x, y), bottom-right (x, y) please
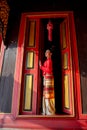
top-left (40, 60), bottom-right (52, 73)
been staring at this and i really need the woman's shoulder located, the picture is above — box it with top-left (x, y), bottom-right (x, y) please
top-left (47, 59), bottom-right (52, 64)
top-left (48, 58), bottom-right (52, 62)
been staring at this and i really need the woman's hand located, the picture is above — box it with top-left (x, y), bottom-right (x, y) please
top-left (39, 60), bottom-right (42, 67)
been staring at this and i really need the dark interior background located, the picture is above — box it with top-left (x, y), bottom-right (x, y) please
top-left (40, 18), bottom-right (63, 114)
top-left (0, 0), bottom-right (87, 114)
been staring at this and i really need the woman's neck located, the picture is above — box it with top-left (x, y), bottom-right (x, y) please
top-left (47, 57), bottom-right (51, 59)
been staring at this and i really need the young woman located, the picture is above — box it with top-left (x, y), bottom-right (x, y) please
top-left (39, 49), bottom-right (55, 115)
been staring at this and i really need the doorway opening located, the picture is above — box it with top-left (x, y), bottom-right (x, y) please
top-left (13, 12), bottom-right (75, 117)
top-left (38, 18), bottom-right (64, 115)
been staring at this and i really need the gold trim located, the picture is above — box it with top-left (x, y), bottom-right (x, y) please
top-left (64, 75), bottom-right (70, 109)
top-left (24, 75), bottom-right (33, 110)
top-left (28, 21), bottom-right (36, 47)
top-left (62, 22), bottom-right (67, 49)
top-left (63, 53), bottom-right (68, 69)
top-left (26, 52), bottom-right (34, 68)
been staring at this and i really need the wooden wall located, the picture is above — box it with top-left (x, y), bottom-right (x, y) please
top-left (0, 42), bottom-right (17, 112)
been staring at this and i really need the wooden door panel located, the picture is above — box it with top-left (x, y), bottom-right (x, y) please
top-left (60, 18), bottom-right (74, 115)
top-left (20, 19), bottom-right (40, 115)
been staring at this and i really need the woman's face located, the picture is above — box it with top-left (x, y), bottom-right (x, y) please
top-left (45, 50), bottom-right (52, 58)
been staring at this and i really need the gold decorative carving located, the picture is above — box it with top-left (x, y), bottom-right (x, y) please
top-left (0, 0), bottom-right (10, 40)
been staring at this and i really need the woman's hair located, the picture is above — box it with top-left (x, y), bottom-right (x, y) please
top-left (45, 49), bottom-right (52, 56)
top-left (45, 49), bottom-right (52, 53)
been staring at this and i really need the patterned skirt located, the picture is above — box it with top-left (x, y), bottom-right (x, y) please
top-left (42, 74), bottom-right (55, 115)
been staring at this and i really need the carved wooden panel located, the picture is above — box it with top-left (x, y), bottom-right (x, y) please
top-left (0, 0), bottom-right (10, 40)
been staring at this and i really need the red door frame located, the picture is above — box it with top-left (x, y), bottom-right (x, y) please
top-left (19, 19), bottom-right (40, 115)
top-left (12, 11), bottom-right (80, 118)
top-left (12, 12), bottom-right (79, 116)
top-left (0, 11), bottom-right (86, 129)
top-left (68, 13), bottom-right (85, 119)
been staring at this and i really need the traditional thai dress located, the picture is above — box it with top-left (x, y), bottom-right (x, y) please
top-left (40, 58), bottom-right (55, 115)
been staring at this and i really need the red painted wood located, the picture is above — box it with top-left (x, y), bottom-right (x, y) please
top-left (60, 19), bottom-right (74, 115)
top-left (70, 13), bottom-right (87, 119)
top-left (0, 115), bottom-right (87, 129)
top-left (12, 13), bottom-right (26, 117)
top-left (68, 12), bottom-right (81, 119)
top-left (20, 19), bottom-right (40, 115)
top-left (24, 11), bottom-right (71, 19)
top-left (0, 34), bottom-right (5, 76)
